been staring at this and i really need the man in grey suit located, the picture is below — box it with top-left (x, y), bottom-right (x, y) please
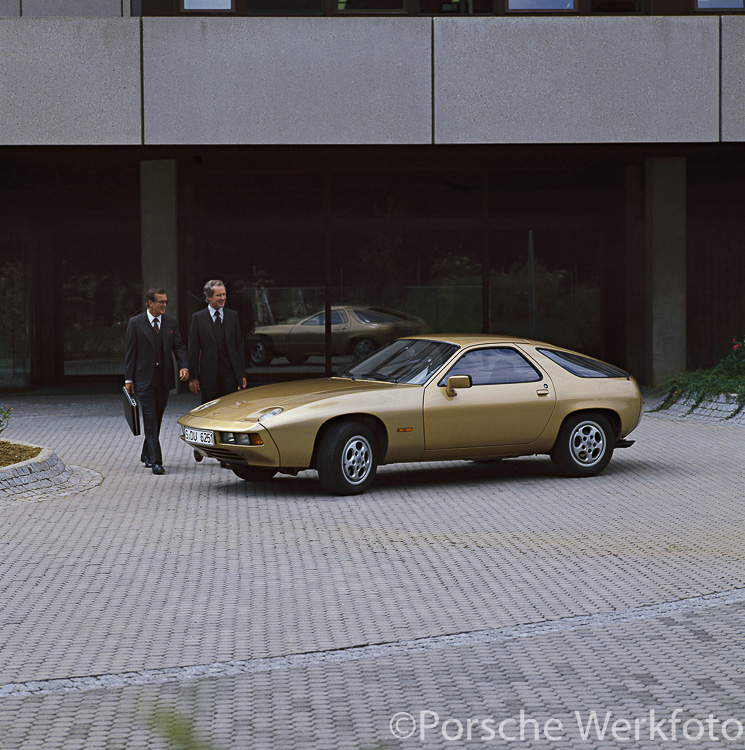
top-left (188, 279), bottom-right (247, 405)
top-left (124, 288), bottom-right (189, 475)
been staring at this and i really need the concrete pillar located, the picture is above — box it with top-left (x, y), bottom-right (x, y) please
top-left (140, 160), bottom-right (179, 319)
top-left (624, 165), bottom-right (646, 381)
top-left (644, 157), bottom-right (687, 386)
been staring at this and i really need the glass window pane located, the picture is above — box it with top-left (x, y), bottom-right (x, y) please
top-left (246, 0), bottom-right (323, 13)
top-left (419, 0), bottom-right (493, 13)
top-left (0, 253), bottom-right (30, 389)
top-left (336, 0), bottom-right (405, 10)
top-left (439, 348), bottom-right (541, 386)
top-left (508, 0), bottom-right (574, 9)
top-left (183, 0), bottom-right (233, 8)
top-left (697, 0), bottom-right (743, 7)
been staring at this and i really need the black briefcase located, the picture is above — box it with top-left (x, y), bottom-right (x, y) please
top-left (121, 387), bottom-right (141, 436)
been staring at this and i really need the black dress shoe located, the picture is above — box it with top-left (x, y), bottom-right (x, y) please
top-left (193, 449), bottom-right (203, 463)
top-left (145, 459), bottom-right (153, 469)
top-left (151, 464), bottom-right (166, 475)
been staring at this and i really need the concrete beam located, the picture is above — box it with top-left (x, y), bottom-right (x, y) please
top-left (434, 17), bottom-right (720, 144)
top-left (0, 18), bottom-right (141, 145)
top-left (142, 17), bottom-right (432, 145)
top-left (21, 0), bottom-right (122, 16)
top-left (721, 17), bottom-right (745, 142)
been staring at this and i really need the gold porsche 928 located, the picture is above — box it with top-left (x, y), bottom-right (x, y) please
top-left (178, 335), bottom-right (642, 496)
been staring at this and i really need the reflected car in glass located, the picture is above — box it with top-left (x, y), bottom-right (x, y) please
top-left (178, 334), bottom-right (642, 495)
top-left (248, 305), bottom-right (427, 366)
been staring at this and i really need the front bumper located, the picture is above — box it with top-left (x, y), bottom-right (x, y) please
top-left (177, 414), bottom-right (281, 468)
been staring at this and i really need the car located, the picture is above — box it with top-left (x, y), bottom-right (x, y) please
top-left (248, 305), bottom-right (428, 366)
top-left (178, 334), bottom-right (642, 495)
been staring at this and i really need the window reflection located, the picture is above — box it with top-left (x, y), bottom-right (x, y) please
top-left (183, 0), bottom-right (233, 8)
top-left (697, 0), bottom-right (743, 7)
top-left (0, 256), bottom-right (29, 389)
top-left (507, 0), bottom-right (574, 9)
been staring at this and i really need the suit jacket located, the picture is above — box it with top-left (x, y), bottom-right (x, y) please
top-left (188, 306), bottom-right (246, 389)
top-left (124, 312), bottom-right (188, 391)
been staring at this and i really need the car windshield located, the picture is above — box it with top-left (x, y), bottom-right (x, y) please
top-left (336, 339), bottom-right (458, 385)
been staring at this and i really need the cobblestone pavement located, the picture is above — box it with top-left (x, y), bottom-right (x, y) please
top-left (1, 390), bottom-right (744, 749)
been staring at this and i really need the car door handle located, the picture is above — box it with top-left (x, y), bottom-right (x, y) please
top-left (536, 389), bottom-right (550, 396)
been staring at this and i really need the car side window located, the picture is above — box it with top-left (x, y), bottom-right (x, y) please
top-left (303, 311), bottom-right (347, 326)
top-left (438, 347), bottom-right (542, 386)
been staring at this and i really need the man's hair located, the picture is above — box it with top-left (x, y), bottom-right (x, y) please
top-left (203, 279), bottom-right (226, 300)
top-left (146, 288), bottom-right (167, 303)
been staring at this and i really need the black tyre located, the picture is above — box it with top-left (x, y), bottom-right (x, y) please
top-left (286, 354), bottom-right (308, 366)
top-left (550, 413), bottom-right (614, 477)
top-left (250, 339), bottom-right (274, 366)
top-left (230, 464), bottom-right (277, 482)
top-left (317, 422), bottom-right (378, 495)
top-left (351, 338), bottom-right (377, 360)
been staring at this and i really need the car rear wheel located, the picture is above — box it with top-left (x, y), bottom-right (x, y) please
top-left (317, 422), bottom-right (377, 495)
top-left (230, 464), bottom-right (277, 482)
top-left (550, 413), bottom-right (614, 477)
top-left (351, 338), bottom-right (376, 360)
top-left (250, 339), bottom-right (274, 366)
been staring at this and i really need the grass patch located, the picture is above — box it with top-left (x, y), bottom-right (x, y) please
top-left (0, 441), bottom-right (41, 468)
top-left (653, 339), bottom-right (745, 418)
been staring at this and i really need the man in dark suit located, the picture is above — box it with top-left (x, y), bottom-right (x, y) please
top-left (188, 279), bottom-right (247, 404)
top-left (188, 280), bottom-right (247, 463)
top-left (124, 288), bottom-right (189, 475)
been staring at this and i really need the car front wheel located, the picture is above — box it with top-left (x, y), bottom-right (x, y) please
top-left (230, 464), bottom-right (277, 482)
top-left (550, 413), bottom-right (614, 477)
top-left (250, 339), bottom-right (274, 366)
top-left (317, 422), bottom-right (378, 495)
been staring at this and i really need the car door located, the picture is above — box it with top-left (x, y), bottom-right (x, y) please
top-left (291, 310), bottom-right (350, 356)
top-left (423, 346), bottom-right (556, 452)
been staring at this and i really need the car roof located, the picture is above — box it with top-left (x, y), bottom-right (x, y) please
top-left (404, 333), bottom-right (536, 346)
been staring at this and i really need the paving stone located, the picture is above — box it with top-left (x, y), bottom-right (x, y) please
top-left (0, 391), bottom-right (743, 748)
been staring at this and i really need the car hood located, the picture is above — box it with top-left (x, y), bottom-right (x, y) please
top-left (186, 377), bottom-right (402, 421)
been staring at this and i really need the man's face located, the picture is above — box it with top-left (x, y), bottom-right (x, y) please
top-left (208, 286), bottom-right (227, 310)
top-left (147, 293), bottom-right (168, 317)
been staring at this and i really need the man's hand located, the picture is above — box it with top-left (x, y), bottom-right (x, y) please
top-left (179, 369), bottom-right (189, 382)
top-left (125, 382), bottom-right (134, 395)
top-left (189, 379), bottom-right (200, 394)
top-left (240, 377), bottom-right (247, 390)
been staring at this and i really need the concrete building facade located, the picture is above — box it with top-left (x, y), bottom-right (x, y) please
top-left (1, 5), bottom-right (743, 388)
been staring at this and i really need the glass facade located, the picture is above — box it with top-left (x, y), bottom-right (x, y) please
top-left (180, 159), bottom-right (611, 383)
top-left (3, 145), bottom-right (744, 390)
top-left (0, 251), bottom-right (30, 389)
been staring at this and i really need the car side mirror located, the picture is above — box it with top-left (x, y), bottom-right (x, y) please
top-left (445, 375), bottom-right (472, 397)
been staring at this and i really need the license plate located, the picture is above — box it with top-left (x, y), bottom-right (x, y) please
top-left (184, 427), bottom-right (214, 446)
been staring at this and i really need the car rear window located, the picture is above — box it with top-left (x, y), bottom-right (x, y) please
top-left (538, 349), bottom-right (627, 378)
top-left (354, 310), bottom-right (399, 324)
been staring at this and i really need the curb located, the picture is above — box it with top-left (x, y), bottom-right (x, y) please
top-left (646, 394), bottom-right (745, 424)
top-left (0, 441), bottom-right (73, 493)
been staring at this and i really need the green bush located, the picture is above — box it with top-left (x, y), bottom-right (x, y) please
top-left (654, 338), bottom-right (745, 418)
top-left (0, 405), bottom-right (12, 437)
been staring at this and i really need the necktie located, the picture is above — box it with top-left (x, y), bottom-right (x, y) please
top-left (153, 318), bottom-right (160, 334)
top-left (215, 311), bottom-right (222, 325)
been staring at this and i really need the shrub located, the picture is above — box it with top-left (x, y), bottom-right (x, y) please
top-left (0, 405), bottom-right (12, 437)
top-left (654, 338), bottom-right (745, 418)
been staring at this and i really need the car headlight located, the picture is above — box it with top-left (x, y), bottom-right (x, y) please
top-left (242, 406), bottom-right (284, 422)
top-left (221, 432), bottom-right (264, 446)
top-left (193, 399), bottom-right (219, 412)
top-left (259, 407), bottom-right (283, 421)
